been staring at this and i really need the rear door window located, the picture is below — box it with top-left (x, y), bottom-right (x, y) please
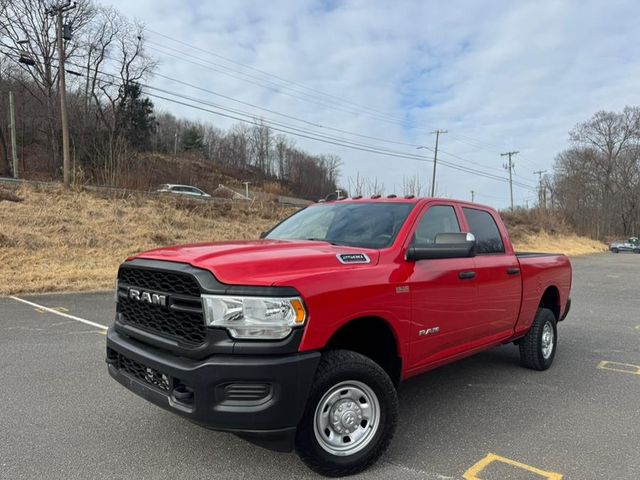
top-left (462, 208), bottom-right (504, 254)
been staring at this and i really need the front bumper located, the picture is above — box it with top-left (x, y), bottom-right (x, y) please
top-left (106, 327), bottom-right (320, 451)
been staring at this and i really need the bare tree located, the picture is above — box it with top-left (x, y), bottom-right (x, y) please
top-left (402, 173), bottom-right (423, 196)
top-left (554, 107), bottom-right (640, 238)
top-left (0, 0), bottom-right (95, 173)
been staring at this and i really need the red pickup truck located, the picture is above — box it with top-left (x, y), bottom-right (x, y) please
top-left (106, 197), bottom-right (572, 476)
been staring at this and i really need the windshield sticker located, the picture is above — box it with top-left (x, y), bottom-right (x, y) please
top-left (337, 253), bottom-right (371, 264)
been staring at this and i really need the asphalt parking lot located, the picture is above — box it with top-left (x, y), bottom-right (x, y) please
top-left (1, 253), bottom-right (639, 479)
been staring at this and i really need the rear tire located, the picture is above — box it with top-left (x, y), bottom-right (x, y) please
top-left (295, 350), bottom-right (398, 477)
top-left (611, 248), bottom-right (619, 253)
top-left (634, 249), bottom-right (640, 254)
top-left (519, 308), bottom-right (557, 370)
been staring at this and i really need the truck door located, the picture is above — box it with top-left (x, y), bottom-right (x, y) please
top-left (461, 207), bottom-right (522, 342)
top-left (405, 204), bottom-right (479, 371)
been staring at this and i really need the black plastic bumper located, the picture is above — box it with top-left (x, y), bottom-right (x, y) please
top-left (106, 327), bottom-right (320, 451)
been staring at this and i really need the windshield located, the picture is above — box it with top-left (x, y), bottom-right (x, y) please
top-left (265, 202), bottom-right (415, 249)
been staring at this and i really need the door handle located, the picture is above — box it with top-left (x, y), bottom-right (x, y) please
top-left (506, 268), bottom-right (520, 275)
top-left (458, 271), bottom-right (476, 280)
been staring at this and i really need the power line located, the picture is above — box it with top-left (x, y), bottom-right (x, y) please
top-left (140, 33), bottom-right (551, 184)
top-left (151, 67), bottom-right (535, 184)
top-left (144, 89), bottom-right (536, 190)
top-left (145, 29), bottom-right (411, 124)
top-left (145, 43), bottom-right (414, 128)
top-left (53, 51), bottom-right (537, 189)
top-left (3, 46), bottom-right (537, 193)
top-left (145, 29), bottom-right (553, 180)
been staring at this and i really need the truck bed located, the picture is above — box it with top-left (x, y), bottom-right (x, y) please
top-left (516, 252), bottom-right (562, 258)
top-left (514, 252), bottom-right (572, 336)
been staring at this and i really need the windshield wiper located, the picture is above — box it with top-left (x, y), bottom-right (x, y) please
top-left (305, 238), bottom-right (340, 246)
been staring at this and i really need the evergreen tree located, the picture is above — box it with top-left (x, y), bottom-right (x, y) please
top-left (117, 83), bottom-right (155, 150)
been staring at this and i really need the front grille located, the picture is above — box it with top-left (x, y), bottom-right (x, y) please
top-left (119, 267), bottom-right (201, 297)
top-left (118, 297), bottom-right (206, 346)
top-left (118, 266), bottom-right (206, 347)
top-left (118, 353), bottom-right (170, 392)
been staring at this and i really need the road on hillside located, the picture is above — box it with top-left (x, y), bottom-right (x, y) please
top-left (1, 253), bottom-right (639, 479)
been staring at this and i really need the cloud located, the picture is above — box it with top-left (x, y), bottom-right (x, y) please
top-left (101, 0), bottom-right (640, 207)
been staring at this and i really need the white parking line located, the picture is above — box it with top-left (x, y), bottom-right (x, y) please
top-left (10, 296), bottom-right (109, 331)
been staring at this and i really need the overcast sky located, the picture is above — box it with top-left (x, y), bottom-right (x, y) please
top-left (101, 0), bottom-right (640, 207)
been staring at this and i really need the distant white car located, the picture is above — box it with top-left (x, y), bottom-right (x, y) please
top-left (156, 184), bottom-right (211, 198)
top-left (609, 237), bottom-right (640, 254)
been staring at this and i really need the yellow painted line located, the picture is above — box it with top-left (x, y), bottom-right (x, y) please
top-left (35, 306), bottom-right (69, 314)
top-left (463, 453), bottom-right (563, 480)
top-left (597, 360), bottom-right (640, 376)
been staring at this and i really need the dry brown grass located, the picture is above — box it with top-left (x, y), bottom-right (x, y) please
top-left (0, 184), bottom-right (293, 295)
top-left (512, 231), bottom-right (608, 256)
top-left (1, 186), bottom-right (607, 295)
top-left (502, 208), bottom-right (607, 256)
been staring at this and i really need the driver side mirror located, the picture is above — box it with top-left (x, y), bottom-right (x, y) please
top-left (406, 232), bottom-right (476, 261)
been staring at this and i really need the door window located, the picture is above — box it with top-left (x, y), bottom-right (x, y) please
top-left (462, 208), bottom-right (504, 254)
top-left (412, 205), bottom-right (460, 247)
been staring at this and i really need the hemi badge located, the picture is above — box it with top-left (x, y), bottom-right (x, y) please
top-left (337, 253), bottom-right (370, 264)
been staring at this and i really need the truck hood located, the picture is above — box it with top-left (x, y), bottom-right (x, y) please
top-left (134, 240), bottom-right (380, 286)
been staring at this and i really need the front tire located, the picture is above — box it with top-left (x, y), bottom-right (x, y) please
top-left (611, 248), bottom-right (619, 253)
top-left (295, 350), bottom-right (398, 477)
top-left (519, 308), bottom-right (557, 370)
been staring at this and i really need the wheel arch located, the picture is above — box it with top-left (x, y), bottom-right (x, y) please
top-left (324, 316), bottom-right (402, 387)
top-left (539, 285), bottom-right (561, 320)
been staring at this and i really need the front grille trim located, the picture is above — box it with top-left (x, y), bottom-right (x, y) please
top-left (119, 267), bottom-right (201, 297)
top-left (117, 266), bottom-right (207, 348)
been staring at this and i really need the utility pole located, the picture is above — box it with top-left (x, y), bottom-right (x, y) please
top-left (501, 151), bottom-right (518, 210)
top-left (470, 190), bottom-right (475, 202)
top-left (9, 92), bottom-right (18, 179)
top-left (47, 1), bottom-right (76, 188)
top-left (533, 169), bottom-right (547, 209)
top-left (242, 181), bottom-right (251, 199)
top-left (417, 130), bottom-right (447, 197)
top-left (430, 130), bottom-right (446, 197)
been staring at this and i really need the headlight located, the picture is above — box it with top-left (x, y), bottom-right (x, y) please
top-left (201, 295), bottom-right (306, 340)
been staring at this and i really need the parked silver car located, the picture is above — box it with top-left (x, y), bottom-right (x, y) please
top-left (609, 237), bottom-right (640, 253)
top-left (156, 184), bottom-right (211, 198)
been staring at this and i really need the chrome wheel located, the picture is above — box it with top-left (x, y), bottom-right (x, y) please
top-left (313, 380), bottom-right (380, 456)
top-left (541, 321), bottom-right (554, 359)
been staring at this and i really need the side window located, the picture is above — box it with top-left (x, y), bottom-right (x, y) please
top-left (462, 208), bottom-right (504, 254)
top-left (412, 205), bottom-right (460, 247)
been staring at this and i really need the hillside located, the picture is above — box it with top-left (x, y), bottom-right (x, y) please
top-left (1, 185), bottom-right (606, 295)
top-left (0, 184), bottom-right (293, 295)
